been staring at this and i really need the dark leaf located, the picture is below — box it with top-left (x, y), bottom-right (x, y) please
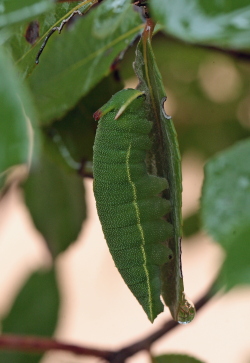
top-left (0, 268), bottom-right (59, 363)
top-left (153, 353), bottom-right (205, 363)
top-left (183, 211), bottom-right (200, 237)
top-left (46, 73), bottom-right (124, 170)
top-left (23, 150), bottom-right (86, 257)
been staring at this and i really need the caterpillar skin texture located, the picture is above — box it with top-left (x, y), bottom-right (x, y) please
top-left (93, 89), bottom-right (173, 322)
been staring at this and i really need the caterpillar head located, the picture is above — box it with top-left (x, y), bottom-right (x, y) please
top-left (93, 89), bottom-right (145, 121)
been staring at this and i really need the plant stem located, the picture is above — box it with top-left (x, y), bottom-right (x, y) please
top-left (0, 335), bottom-right (115, 361)
top-left (110, 285), bottom-right (213, 363)
top-left (0, 284), bottom-right (214, 362)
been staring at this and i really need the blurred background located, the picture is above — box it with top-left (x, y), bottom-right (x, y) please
top-left (1, 32), bottom-right (250, 362)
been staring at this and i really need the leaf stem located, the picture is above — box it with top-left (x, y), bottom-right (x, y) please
top-left (0, 335), bottom-right (115, 361)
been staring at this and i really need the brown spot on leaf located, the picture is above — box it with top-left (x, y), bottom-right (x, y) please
top-left (25, 21), bottom-right (40, 45)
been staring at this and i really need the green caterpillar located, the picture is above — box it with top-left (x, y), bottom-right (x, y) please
top-left (93, 88), bottom-right (174, 322)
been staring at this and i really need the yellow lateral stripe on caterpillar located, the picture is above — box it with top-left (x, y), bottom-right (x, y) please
top-left (126, 143), bottom-right (153, 321)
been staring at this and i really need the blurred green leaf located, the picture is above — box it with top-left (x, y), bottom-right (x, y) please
top-left (46, 73), bottom-right (123, 169)
top-left (121, 34), bottom-right (250, 160)
top-left (201, 139), bottom-right (250, 291)
top-left (183, 211), bottom-right (200, 237)
top-left (0, 0), bottom-right (53, 28)
top-left (216, 224), bottom-right (250, 291)
top-left (0, 174), bottom-right (6, 191)
top-left (0, 268), bottom-right (59, 363)
top-left (177, 119), bottom-right (250, 159)
top-left (201, 139), bottom-right (250, 247)
top-left (153, 354), bottom-right (205, 363)
top-left (23, 150), bottom-right (86, 257)
top-left (150, 0), bottom-right (250, 50)
top-left (0, 46), bottom-right (39, 176)
top-left (26, 0), bottom-right (143, 123)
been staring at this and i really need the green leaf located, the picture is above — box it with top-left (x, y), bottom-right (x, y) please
top-left (23, 150), bottom-right (86, 257)
top-left (26, 0), bottom-right (143, 123)
top-left (0, 0), bottom-right (53, 28)
top-left (183, 211), bottom-right (200, 238)
top-left (153, 354), bottom-right (205, 363)
top-left (201, 139), bottom-right (250, 247)
top-left (134, 23), bottom-right (195, 323)
top-left (201, 139), bottom-right (250, 291)
top-left (0, 46), bottom-right (39, 175)
top-left (46, 73), bottom-right (124, 169)
top-left (0, 268), bottom-right (59, 363)
top-left (216, 223), bottom-right (250, 291)
top-left (8, 1), bottom-right (93, 79)
top-left (150, 0), bottom-right (250, 50)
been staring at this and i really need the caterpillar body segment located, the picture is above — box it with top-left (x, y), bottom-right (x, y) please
top-left (93, 89), bottom-right (173, 322)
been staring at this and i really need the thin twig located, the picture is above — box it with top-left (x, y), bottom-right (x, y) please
top-left (0, 285), bottom-right (214, 362)
top-left (162, 33), bottom-right (250, 61)
top-left (0, 335), bottom-right (115, 361)
top-left (110, 285), bottom-right (213, 363)
top-left (197, 43), bottom-right (250, 61)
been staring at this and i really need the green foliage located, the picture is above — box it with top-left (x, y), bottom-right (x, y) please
top-left (150, 0), bottom-right (250, 49)
top-left (27, 0), bottom-right (143, 123)
top-left (0, 269), bottom-right (59, 362)
top-left (201, 139), bottom-right (250, 291)
top-left (0, 46), bottom-right (39, 174)
top-left (183, 212), bottom-right (201, 238)
top-left (217, 223), bottom-right (250, 291)
top-left (8, 1), bottom-right (94, 79)
top-left (47, 74), bottom-right (124, 166)
top-left (121, 35), bottom-right (250, 159)
top-left (1, 0), bottom-right (250, 360)
top-left (201, 139), bottom-right (250, 247)
top-left (0, 0), bottom-right (53, 28)
top-left (23, 150), bottom-right (86, 257)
